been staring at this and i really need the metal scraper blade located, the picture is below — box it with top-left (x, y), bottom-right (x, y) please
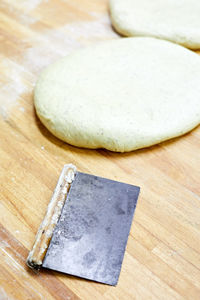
top-left (42, 171), bottom-right (140, 286)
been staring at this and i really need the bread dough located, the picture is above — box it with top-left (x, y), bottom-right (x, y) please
top-left (34, 37), bottom-right (200, 152)
top-left (109, 0), bottom-right (200, 49)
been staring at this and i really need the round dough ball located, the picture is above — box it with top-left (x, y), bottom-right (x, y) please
top-left (34, 37), bottom-right (200, 152)
top-left (109, 0), bottom-right (200, 49)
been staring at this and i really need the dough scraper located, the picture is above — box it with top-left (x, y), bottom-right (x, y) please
top-left (27, 164), bottom-right (140, 286)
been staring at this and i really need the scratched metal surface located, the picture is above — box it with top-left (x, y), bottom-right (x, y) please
top-left (43, 172), bottom-right (140, 285)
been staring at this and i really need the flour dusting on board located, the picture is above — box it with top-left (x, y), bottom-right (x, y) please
top-left (64, 13), bottom-right (118, 40)
top-left (23, 13), bottom-right (118, 73)
top-left (22, 0), bottom-right (48, 12)
top-left (0, 10), bottom-right (118, 120)
top-left (0, 1), bottom-right (38, 26)
top-left (0, 286), bottom-right (15, 300)
top-left (4, 0), bottom-right (48, 12)
top-left (0, 0), bottom-right (48, 26)
top-left (0, 59), bottom-right (34, 119)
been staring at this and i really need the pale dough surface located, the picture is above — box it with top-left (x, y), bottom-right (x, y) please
top-left (34, 37), bottom-right (200, 152)
top-left (109, 0), bottom-right (200, 49)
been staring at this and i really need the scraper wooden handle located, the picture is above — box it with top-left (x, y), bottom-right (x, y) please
top-left (26, 164), bottom-right (77, 270)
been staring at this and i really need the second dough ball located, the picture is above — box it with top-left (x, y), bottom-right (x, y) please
top-left (109, 0), bottom-right (200, 49)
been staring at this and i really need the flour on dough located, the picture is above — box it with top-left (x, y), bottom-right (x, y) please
top-left (109, 0), bottom-right (200, 49)
top-left (34, 37), bottom-right (200, 152)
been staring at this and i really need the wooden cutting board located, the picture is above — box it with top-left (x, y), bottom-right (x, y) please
top-left (0, 1), bottom-right (200, 299)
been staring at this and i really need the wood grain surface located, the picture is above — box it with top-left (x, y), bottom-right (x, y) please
top-left (0, 0), bottom-right (200, 299)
